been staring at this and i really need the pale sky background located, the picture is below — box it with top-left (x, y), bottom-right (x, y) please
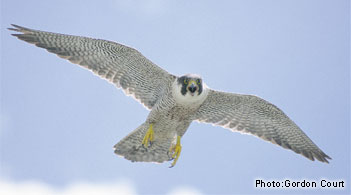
top-left (1, 0), bottom-right (350, 194)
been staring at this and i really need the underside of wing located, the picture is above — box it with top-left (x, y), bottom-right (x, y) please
top-left (193, 89), bottom-right (331, 163)
top-left (9, 24), bottom-right (175, 109)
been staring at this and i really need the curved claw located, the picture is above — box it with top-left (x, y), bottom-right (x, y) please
top-left (142, 124), bottom-right (154, 148)
top-left (169, 135), bottom-right (182, 168)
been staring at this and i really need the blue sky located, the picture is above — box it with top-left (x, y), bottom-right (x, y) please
top-left (1, 0), bottom-right (350, 194)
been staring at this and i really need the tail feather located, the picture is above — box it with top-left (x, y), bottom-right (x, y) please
top-left (114, 123), bottom-right (175, 163)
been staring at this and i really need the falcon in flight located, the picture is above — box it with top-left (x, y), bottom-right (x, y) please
top-left (9, 24), bottom-right (331, 167)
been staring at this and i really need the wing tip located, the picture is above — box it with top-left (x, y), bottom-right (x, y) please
top-left (319, 153), bottom-right (332, 164)
top-left (8, 28), bottom-right (19, 32)
top-left (8, 24), bottom-right (21, 32)
top-left (8, 24), bottom-right (30, 32)
top-left (302, 149), bottom-right (331, 164)
top-left (8, 24), bottom-right (36, 39)
top-left (273, 138), bottom-right (332, 164)
top-left (315, 149), bottom-right (332, 164)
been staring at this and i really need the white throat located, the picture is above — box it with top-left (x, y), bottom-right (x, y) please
top-left (171, 80), bottom-right (209, 107)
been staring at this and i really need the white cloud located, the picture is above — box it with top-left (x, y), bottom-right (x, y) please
top-left (0, 180), bottom-right (56, 195)
top-left (0, 179), bottom-right (136, 195)
top-left (0, 179), bottom-right (202, 195)
top-left (168, 186), bottom-right (202, 195)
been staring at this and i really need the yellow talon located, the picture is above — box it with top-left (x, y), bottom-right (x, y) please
top-left (169, 135), bottom-right (182, 168)
top-left (142, 124), bottom-right (154, 148)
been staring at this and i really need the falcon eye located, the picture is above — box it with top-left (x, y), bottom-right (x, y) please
top-left (184, 79), bottom-right (188, 84)
top-left (196, 79), bottom-right (201, 85)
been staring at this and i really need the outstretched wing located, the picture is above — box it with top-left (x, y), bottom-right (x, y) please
top-left (193, 89), bottom-right (331, 163)
top-left (9, 24), bottom-right (175, 110)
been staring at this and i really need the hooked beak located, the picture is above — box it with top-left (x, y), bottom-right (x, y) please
top-left (188, 82), bottom-right (197, 94)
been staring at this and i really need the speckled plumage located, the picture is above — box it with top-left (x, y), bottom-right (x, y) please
top-left (9, 24), bottom-right (331, 165)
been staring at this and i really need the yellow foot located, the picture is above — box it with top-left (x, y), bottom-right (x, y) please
top-left (142, 124), bottom-right (154, 148)
top-left (169, 135), bottom-right (182, 168)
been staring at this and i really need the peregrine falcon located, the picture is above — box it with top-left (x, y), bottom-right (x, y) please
top-left (9, 24), bottom-right (331, 167)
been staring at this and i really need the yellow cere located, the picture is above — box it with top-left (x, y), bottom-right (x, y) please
top-left (188, 80), bottom-right (197, 86)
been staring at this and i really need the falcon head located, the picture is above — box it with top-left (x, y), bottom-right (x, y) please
top-left (177, 74), bottom-right (203, 96)
top-left (172, 74), bottom-right (208, 106)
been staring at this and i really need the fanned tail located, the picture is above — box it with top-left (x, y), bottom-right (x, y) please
top-left (114, 123), bottom-right (175, 163)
